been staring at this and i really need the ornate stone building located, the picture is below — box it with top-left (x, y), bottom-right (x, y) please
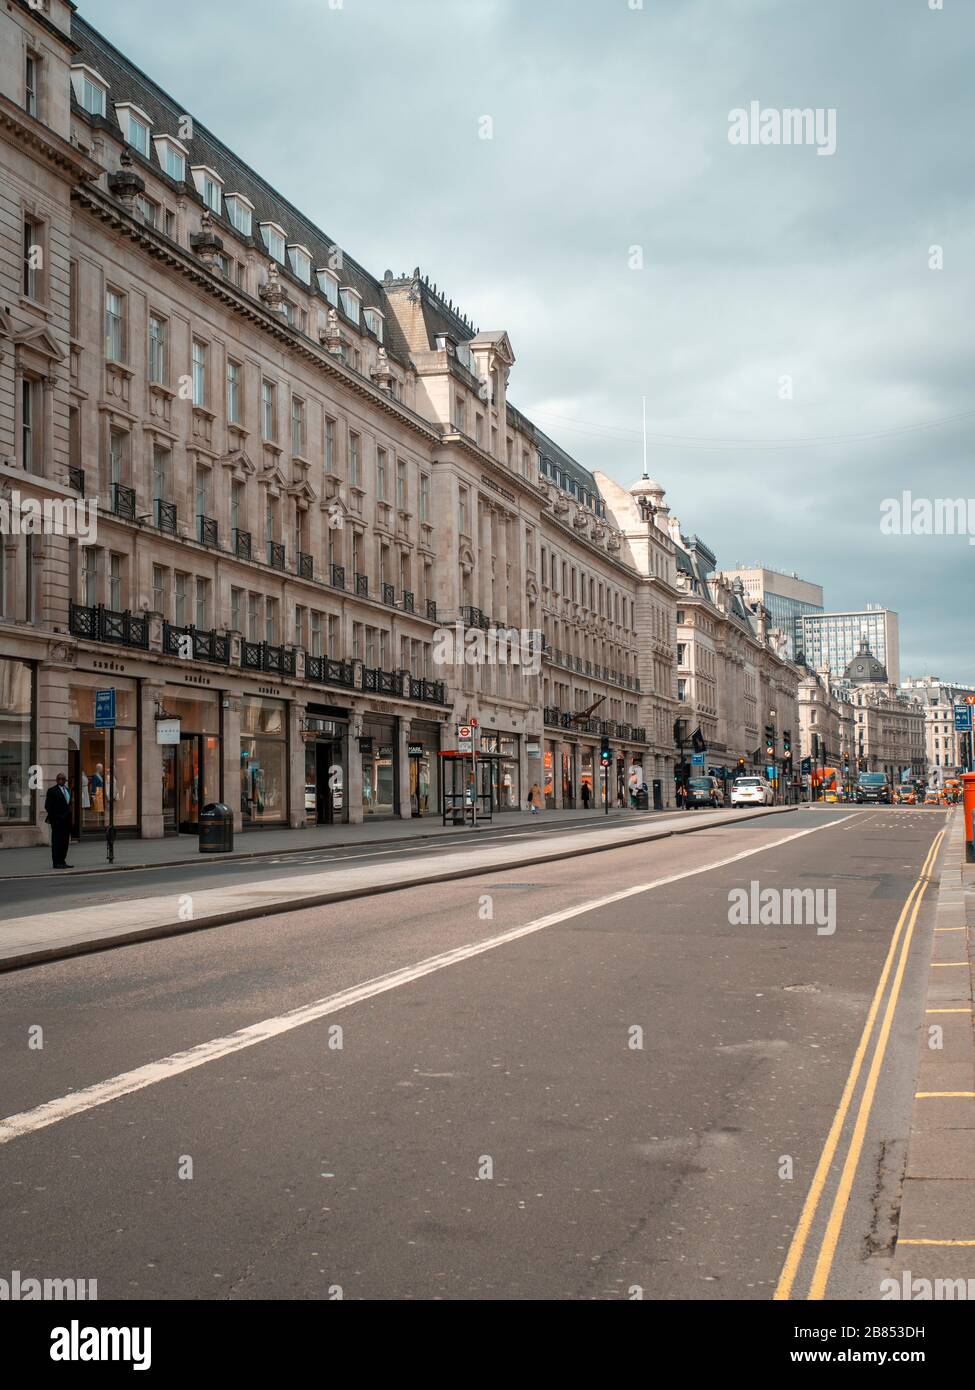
top-left (838, 642), bottom-right (925, 781)
top-left (797, 667), bottom-right (855, 784)
top-left (0, 0), bottom-right (675, 845)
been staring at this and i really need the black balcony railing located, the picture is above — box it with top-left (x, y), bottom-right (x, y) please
top-left (305, 655), bottom-right (356, 689)
top-left (401, 590), bottom-right (415, 614)
top-left (69, 601), bottom-right (149, 650)
top-left (360, 665), bottom-right (400, 696)
top-left (68, 466), bottom-right (85, 495)
top-left (197, 514), bottom-right (218, 547)
top-left (354, 572), bottom-right (369, 598)
top-left (241, 641), bottom-right (295, 674)
top-left (163, 624), bottom-right (231, 665)
top-left (155, 499), bottom-right (177, 535)
top-left (461, 605), bottom-right (489, 630)
top-left (267, 541), bottom-right (286, 571)
top-left (297, 551), bottom-right (313, 580)
top-left (330, 564), bottom-right (346, 590)
top-left (425, 598), bottom-right (437, 622)
top-left (112, 483), bottom-right (136, 520)
top-left (233, 528), bottom-right (252, 560)
top-left (382, 582), bottom-right (396, 607)
top-left (409, 676), bottom-right (447, 705)
top-left (543, 705), bottom-right (561, 726)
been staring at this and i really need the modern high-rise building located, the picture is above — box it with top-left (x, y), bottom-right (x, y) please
top-left (718, 567), bottom-right (823, 661)
top-left (800, 605), bottom-right (900, 686)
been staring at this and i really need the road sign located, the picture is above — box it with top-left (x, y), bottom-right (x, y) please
top-left (954, 705), bottom-right (973, 733)
top-left (691, 752), bottom-right (705, 767)
top-left (966, 695), bottom-right (975, 705)
top-left (457, 724), bottom-right (473, 754)
top-left (94, 688), bottom-right (116, 729)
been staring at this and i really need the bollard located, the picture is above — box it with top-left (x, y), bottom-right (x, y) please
top-left (962, 773), bottom-right (975, 863)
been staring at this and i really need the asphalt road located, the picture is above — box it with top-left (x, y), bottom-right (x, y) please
top-left (0, 805), bottom-right (948, 1300)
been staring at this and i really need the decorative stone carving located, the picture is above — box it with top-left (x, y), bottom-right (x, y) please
top-left (190, 209), bottom-right (225, 268)
top-left (259, 262), bottom-right (287, 312)
top-left (319, 307), bottom-right (343, 355)
top-left (107, 148), bottom-right (145, 209)
top-left (371, 346), bottom-right (393, 390)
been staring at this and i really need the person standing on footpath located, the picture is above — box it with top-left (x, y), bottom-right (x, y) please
top-left (44, 772), bottom-right (73, 870)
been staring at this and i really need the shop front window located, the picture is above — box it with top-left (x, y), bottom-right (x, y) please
top-left (362, 725), bottom-right (395, 816)
top-left (68, 677), bottom-right (138, 833)
top-left (0, 658), bottom-right (34, 824)
top-left (544, 745), bottom-right (555, 809)
top-left (240, 696), bottom-right (287, 824)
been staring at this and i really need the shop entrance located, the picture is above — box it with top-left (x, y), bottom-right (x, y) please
top-left (162, 734), bottom-right (205, 834)
top-left (304, 739), bottom-right (343, 825)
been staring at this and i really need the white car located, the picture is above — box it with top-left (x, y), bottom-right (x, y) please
top-left (731, 776), bottom-right (773, 807)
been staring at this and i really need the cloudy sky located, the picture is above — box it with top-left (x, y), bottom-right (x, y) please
top-left (81, 0), bottom-right (975, 682)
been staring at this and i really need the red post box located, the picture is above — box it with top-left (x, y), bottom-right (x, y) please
top-left (962, 772), bottom-right (975, 863)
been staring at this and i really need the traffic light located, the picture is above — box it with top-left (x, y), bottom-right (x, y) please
top-left (811, 733), bottom-right (820, 759)
top-left (765, 725), bottom-right (775, 758)
top-left (737, 756), bottom-right (746, 772)
top-left (783, 731), bottom-right (791, 755)
top-left (600, 734), bottom-right (611, 765)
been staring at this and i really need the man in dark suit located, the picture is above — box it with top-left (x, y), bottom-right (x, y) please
top-left (44, 773), bottom-right (73, 869)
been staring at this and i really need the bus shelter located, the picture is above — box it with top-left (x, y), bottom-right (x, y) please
top-left (439, 750), bottom-right (502, 825)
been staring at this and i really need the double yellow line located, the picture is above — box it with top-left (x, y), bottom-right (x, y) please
top-left (773, 826), bottom-right (946, 1301)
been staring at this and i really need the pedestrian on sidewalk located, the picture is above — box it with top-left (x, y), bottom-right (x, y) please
top-left (44, 773), bottom-right (73, 870)
top-left (527, 783), bottom-right (542, 815)
top-left (580, 781), bottom-right (592, 809)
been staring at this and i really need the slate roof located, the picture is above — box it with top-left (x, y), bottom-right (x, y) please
top-left (71, 16), bottom-right (414, 367)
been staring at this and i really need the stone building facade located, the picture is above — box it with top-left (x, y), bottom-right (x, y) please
top-left (797, 668), bottom-right (855, 784)
top-left (838, 643), bottom-right (925, 782)
top-left (0, 0), bottom-right (676, 846)
top-left (900, 675), bottom-right (975, 782)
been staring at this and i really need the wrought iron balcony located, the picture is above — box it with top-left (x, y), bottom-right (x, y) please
top-left (461, 605), bottom-right (489, 630)
top-left (241, 641), bottom-right (296, 675)
top-left (154, 498), bottom-right (177, 535)
top-left (232, 528), bottom-right (251, 560)
top-left (408, 676), bottom-right (447, 705)
top-left (401, 590), bottom-right (415, 614)
top-left (354, 572), bottom-right (369, 598)
top-left (360, 665), bottom-right (401, 696)
top-left (425, 598), bottom-right (437, 622)
top-left (112, 483), bottom-right (136, 520)
top-left (267, 541), bottom-right (286, 571)
top-left (543, 705), bottom-right (561, 726)
top-left (305, 655), bottom-right (356, 689)
top-left (632, 726), bottom-right (647, 743)
top-left (163, 624), bottom-right (231, 664)
top-left (197, 514), bottom-right (218, 547)
top-left (330, 564), bottom-right (346, 590)
top-left (382, 582), bottom-right (396, 607)
top-left (297, 551), bottom-right (313, 580)
top-left (68, 466), bottom-right (85, 495)
top-left (69, 601), bottom-right (149, 650)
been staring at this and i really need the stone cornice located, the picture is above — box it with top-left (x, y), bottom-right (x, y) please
top-left (71, 181), bottom-right (445, 450)
top-left (0, 95), bottom-right (101, 184)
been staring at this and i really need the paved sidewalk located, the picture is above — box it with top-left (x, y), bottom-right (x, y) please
top-left (0, 805), bottom-right (796, 970)
top-left (3, 805), bottom-right (673, 878)
top-left (889, 810), bottom-right (975, 1295)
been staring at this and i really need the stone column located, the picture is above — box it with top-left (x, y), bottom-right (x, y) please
top-left (139, 680), bottom-right (167, 839)
top-left (347, 709), bottom-right (364, 824)
top-left (288, 698), bottom-right (307, 828)
top-left (222, 692), bottom-right (242, 831)
top-left (35, 650), bottom-right (75, 847)
top-left (397, 716), bottom-right (412, 820)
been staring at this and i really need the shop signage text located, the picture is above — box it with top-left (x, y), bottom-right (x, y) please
top-left (155, 718), bottom-right (181, 745)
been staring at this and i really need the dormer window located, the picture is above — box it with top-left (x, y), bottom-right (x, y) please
top-left (456, 343), bottom-right (475, 373)
top-left (191, 166), bottom-right (224, 214)
top-left (260, 221), bottom-right (287, 264)
top-left (288, 244), bottom-right (312, 284)
top-left (115, 103), bottom-right (152, 157)
top-left (316, 269), bottom-right (339, 307)
top-left (71, 64), bottom-right (108, 118)
top-left (363, 307), bottom-right (384, 343)
top-left (340, 287), bottom-right (361, 325)
top-left (224, 193), bottom-right (253, 237)
top-left (153, 135), bottom-right (188, 183)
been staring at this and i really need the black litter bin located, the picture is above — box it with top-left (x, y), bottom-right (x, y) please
top-left (199, 802), bottom-right (234, 853)
top-left (652, 779), bottom-right (663, 811)
top-left (634, 788), bottom-right (650, 810)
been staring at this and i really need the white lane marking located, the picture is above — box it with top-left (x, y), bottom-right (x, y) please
top-left (0, 814), bottom-right (856, 1147)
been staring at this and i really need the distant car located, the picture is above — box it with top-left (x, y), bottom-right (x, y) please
top-left (686, 776), bottom-right (725, 809)
top-left (731, 776), bottom-right (773, 808)
top-left (924, 788), bottom-right (943, 806)
top-left (855, 774), bottom-right (892, 804)
top-left (895, 784), bottom-right (917, 805)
